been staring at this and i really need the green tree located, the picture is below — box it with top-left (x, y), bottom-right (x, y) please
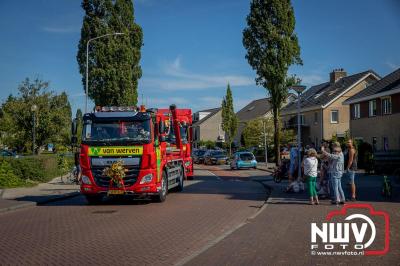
top-left (0, 78), bottom-right (72, 153)
top-left (75, 109), bottom-right (83, 145)
top-left (243, 0), bottom-right (302, 165)
top-left (242, 117), bottom-right (295, 162)
top-left (242, 118), bottom-right (273, 149)
top-left (77, 0), bottom-right (143, 106)
top-left (221, 84), bottom-right (238, 155)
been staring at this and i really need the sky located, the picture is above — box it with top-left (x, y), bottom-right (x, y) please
top-left (0, 0), bottom-right (399, 116)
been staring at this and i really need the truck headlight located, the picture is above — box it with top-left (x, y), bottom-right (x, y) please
top-left (140, 173), bottom-right (153, 184)
top-left (81, 175), bottom-right (91, 185)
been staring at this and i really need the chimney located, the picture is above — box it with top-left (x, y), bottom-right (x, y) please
top-left (330, 68), bottom-right (347, 83)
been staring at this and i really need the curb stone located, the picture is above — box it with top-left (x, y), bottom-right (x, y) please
top-left (0, 191), bottom-right (81, 214)
top-left (0, 201), bottom-right (36, 214)
top-left (36, 191), bottom-right (81, 205)
top-left (175, 177), bottom-right (272, 266)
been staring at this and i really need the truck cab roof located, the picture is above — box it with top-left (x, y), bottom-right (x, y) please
top-left (83, 111), bottom-right (151, 122)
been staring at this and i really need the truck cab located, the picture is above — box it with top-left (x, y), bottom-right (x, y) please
top-left (73, 105), bottom-right (192, 204)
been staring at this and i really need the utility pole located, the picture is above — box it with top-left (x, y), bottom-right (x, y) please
top-left (263, 120), bottom-right (267, 164)
top-left (290, 85), bottom-right (306, 182)
top-left (31, 105), bottom-right (38, 155)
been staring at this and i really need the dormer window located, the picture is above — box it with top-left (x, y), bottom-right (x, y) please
top-left (314, 92), bottom-right (324, 99)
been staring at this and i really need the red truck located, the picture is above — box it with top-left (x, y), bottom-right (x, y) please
top-left (71, 105), bottom-right (193, 204)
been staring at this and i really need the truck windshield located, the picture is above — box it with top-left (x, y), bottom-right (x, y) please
top-left (83, 120), bottom-right (151, 143)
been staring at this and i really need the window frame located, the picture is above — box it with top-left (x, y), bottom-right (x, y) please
top-left (381, 97), bottom-right (392, 115)
top-left (300, 114), bottom-right (305, 125)
top-left (353, 103), bottom-right (360, 119)
top-left (369, 100), bottom-right (377, 117)
top-left (330, 110), bottom-right (339, 124)
top-left (314, 112), bottom-right (318, 124)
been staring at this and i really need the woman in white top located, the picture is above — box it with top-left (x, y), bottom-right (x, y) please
top-left (303, 148), bottom-right (319, 205)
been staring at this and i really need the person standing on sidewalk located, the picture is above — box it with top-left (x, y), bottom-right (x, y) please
top-left (74, 150), bottom-right (82, 182)
top-left (288, 144), bottom-right (298, 183)
top-left (303, 148), bottom-right (319, 205)
top-left (344, 139), bottom-right (358, 201)
top-left (321, 142), bottom-right (345, 205)
top-left (319, 142), bottom-right (333, 200)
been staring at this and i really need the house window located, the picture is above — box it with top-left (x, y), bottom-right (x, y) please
top-left (382, 97), bottom-right (392, 115)
top-left (300, 114), bottom-right (305, 125)
top-left (314, 112), bottom-right (318, 124)
top-left (383, 137), bottom-right (389, 151)
top-left (369, 100), bottom-right (377, 117)
top-left (372, 137), bottom-right (377, 152)
top-left (330, 110), bottom-right (339, 123)
top-left (353, 104), bottom-right (360, 119)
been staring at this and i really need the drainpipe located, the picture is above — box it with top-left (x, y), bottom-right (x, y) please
top-left (320, 108), bottom-right (324, 144)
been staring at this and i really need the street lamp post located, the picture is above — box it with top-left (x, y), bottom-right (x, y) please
top-left (31, 104), bottom-right (38, 155)
top-left (85, 32), bottom-right (125, 113)
top-left (263, 120), bottom-right (267, 164)
top-left (290, 85), bottom-right (306, 182)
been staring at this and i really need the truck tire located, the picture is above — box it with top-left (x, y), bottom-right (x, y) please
top-left (153, 171), bottom-right (168, 203)
top-left (85, 194), bottom-right (103, 205)
top-left (176, 167), bottom-right (184, 192)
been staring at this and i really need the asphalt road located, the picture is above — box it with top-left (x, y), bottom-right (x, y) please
top-left (0, 167), bottom-right (269, 266)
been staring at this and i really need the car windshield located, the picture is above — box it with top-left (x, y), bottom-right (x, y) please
top-left (212, 151), bottom-right (225, 157)
top-left (197, 150), bottom-right (206, 156)
top-left (83, 120), bottom-right (151, 143)
top-left (240, 153), bottom-right (254, 161)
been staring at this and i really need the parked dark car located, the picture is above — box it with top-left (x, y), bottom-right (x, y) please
top-left (0, 150), bottom-right (19, 158)
top-left (204, 150), bottom-right (228, 165)
top-left (192, 149), bottom-right (207, 164)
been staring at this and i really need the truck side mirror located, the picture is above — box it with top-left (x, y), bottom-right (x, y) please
top-left (71, 119), bottom-right (78, 145)
top-left (71, 119), bottom-right (78, 136)
top-left (159, 121), bottom-right (165, 135)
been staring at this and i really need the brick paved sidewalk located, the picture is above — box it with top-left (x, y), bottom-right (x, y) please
top-left (0, 170), bottom-right (268, 266)
top-left (186, 174), bottom-right (400, 266)
top-left (0, 175), bottom-right (79, 213)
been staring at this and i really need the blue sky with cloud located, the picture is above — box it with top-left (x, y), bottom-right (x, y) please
top-left (0, 0), bottom-right (399, 115)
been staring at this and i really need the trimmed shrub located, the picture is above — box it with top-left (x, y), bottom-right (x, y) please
top-left (0, 160), bottom-right (26, 188)
top-left (9, 157), bottom-right (44, 181)
top-left (0, 154), bottom-right (73, 188)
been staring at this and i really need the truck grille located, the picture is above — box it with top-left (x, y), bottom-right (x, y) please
top-left (91, 165), bottom-right (140, 188)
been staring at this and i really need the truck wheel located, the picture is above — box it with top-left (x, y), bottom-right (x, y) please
top-left (176, 167), bottom-right (184, 192)
top-left (153, 171), bottom-right (168, 203)
top-left (85, 194), bottom-right (103, 205)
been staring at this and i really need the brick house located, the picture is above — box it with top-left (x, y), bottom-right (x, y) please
top-left (344, 68), bottom-right (400, 151)
top-left (281, 69), bottom-right (380, 147)
top-left (192, 108), bottom-right (224, 147)
top-left (234, 95), bottom-right (296, 146)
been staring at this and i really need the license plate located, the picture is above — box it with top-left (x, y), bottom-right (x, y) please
top-left (218, 160), bottom-right (225, 164)
top-left (108, 190), bottom-right (125, 195)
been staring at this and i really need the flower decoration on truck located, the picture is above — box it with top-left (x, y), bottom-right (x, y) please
top-left (102, 160), bottom-right (127, 189)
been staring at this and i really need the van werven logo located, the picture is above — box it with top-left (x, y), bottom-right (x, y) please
top-left (88, 146), bottom-right (143, 156)
top-left (310, 204), bottom-right (390, 256)
top-left (90, 147), bottom-right (101, 156)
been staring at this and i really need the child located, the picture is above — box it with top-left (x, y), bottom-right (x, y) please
top-left (303, 148), bottom-right (319, 205)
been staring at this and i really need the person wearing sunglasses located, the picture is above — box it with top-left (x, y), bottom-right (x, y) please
top-left (321, 142), bottom-right (345, 205)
